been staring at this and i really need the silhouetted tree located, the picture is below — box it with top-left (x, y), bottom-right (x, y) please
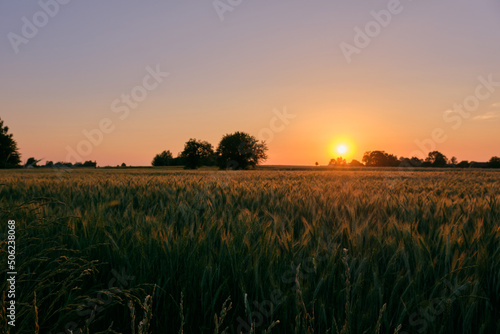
top-left (329, 157), bottom-right (346, 166)
top-left (83, 160), bottom-right (97, 168)
top-left (182, 139), bottom-right (214, 169)
top-left (450, 156), bottom-right (458, 166)
top-left (409, 157), bottom-right (423, 167)
top-left (315, 162), bottom-right (319, 166)
top-left (55, 161), bottom-right (73, 168)
top-left (45, 161), bottom-right (54, 168)
top-left (171, 153), bottom-right (185, 166)
top-left (457, 160), bottom-right (470, 168)
top-left (216, 132), bottom-right (267, 170)
top-left (469, 161), bottom-right (488, 168)
top-left (362, 151), bottom-right (399, 167)
top-left (349, 159), bottom-right (364, 166)
top-left (121, 163), bottom-right (127, 167)
top-left (0, 118), bottom-right (21, 168)
top-left (386, 154), bottom-right (399, 166)
top-left (398, 156), bottom-right (423, 167)
top-left (425, 151), bottom-right (448, 167)
top-left (488, 156), bottom-right (500, 168)
top-left (152, 150), bottom-right (174, 166)
top-left (25, 157), bottom-right (41, 168)
top-left (398, 157), bottom-right (410, 166)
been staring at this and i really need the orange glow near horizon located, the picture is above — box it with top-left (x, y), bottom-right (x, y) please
top-left (330, 138), bottom-right (356, 162)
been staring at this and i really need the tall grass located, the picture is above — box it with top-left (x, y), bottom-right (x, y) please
top-left (0, 168), bottom-right (499, 333)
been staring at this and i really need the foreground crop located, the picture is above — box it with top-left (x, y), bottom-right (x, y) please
top-left (0, 169), bottom-right (499, 333)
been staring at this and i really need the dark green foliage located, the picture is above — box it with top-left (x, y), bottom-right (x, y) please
top-left (82, 160), bottom-right (97, 168)
top-left (362, 151), bottom-right (399, 167)
top-left (425, 151), bottom-right (448, 167)
top-left (216, 132), bottom-right (268, 170)
top-left (181, 139), bottom-right (214, 169)
top-left (398, 156), bottom-right (423, 167)
top-left (25, 157), bottom-right (41, 168)
top-left (488, 156), bottom-right (500, 168)
top-left (0, 118), bottom-right (21, 168)
top-left (55, 161), bottom-right (73, 168)
top-left (152, 150), bottom-right (174, 166)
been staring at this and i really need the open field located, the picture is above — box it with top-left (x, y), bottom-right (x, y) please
top-left (1, 168), bottom-right (499, 333)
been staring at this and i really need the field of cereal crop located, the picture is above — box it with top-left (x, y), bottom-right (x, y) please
top-left (1, 168), bottom-right (499, 333)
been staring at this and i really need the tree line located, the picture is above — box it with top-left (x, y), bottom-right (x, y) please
top-left (1, 117), bottom-right (498, 169)
top-left (329, 150), bottom-right (500, 168)
top-left (0, 118), bottom-right (94, 169)
top-left (0, 117), bottom-right (268, 170)
top-left (152, 131), bottom-right (268, 169)
top-left (25, 159), bottom-right (98, 168)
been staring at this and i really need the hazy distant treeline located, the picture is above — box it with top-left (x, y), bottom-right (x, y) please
top-left (329, 150), bottom-right (500, 169)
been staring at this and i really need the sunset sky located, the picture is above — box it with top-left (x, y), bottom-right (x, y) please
top-left (1, 1), bottom-right (499, 166)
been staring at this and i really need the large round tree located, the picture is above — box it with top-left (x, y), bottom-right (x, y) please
top-left (181, 138), bottom-right (214, 169)
top-left (152, 150), bottom-right (174, 166)
top-left (425, 151), bottom-right (448, 167)
top-left (488, 156), bottom-right (500, 168)
top-left (0, 118), bottom-right (21, 168)
top-left (216, 132), bottom-right (268, 170)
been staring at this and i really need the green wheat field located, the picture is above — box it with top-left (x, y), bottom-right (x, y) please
top-left (1, 168), bottom-right (499, 334)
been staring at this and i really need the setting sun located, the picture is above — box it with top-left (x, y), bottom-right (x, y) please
top-left (337, 144), bottom-right (348, 155)
top-left (329, 139), bottom-right (356, 162)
